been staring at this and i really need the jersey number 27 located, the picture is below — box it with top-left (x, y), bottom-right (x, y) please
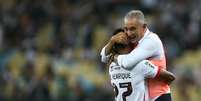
top-left (113, 82), bottom-right (133, 101)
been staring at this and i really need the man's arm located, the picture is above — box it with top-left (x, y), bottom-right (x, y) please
top-left (157, 69), bottom-right (176, 85)
top-left (100, 41), bottom-right (115, 63)
top-left (100, 32), bottom-right (129, 63)
top-left (140, 60), bottom-right (175, 84)
top-left (115, 37), bottom-right (159, 70)
top-left (104, 40), bottom-right (115, 56)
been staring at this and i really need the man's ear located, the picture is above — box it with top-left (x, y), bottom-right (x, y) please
top-left (143, 24), bottom-right (147, 28)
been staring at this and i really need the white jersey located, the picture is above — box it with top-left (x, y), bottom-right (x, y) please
top-left (101, 29), bottom-right (169, 99)
top-left (109, 60), bottom-right (159, 101)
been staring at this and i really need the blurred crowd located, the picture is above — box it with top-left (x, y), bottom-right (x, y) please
top-left (0, 0), bottom-right (201, 101)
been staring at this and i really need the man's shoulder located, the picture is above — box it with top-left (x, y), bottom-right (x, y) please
top-left (147, 32), bottom-right (160, 39)
top-left (145, 32), bottom-right (162, 43)
top-left (140, 31), bottom-right (164, 49)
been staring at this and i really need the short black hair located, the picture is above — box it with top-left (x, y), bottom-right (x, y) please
top-left (112, 28), bottom-right (125, 35)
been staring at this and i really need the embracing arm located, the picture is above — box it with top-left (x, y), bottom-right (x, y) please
top-left (141, 60), bottom-right (176, 84)
top-left (101, 31), bottom-right (129, 63)
top-left (157, 69), bottom-right (176, 85)
top-left (100, 40), bottom-right (115, 63)
top-left (115, 37), bottom-right (159, 70)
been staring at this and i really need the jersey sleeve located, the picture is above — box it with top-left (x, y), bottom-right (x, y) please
top-left (117, 37), bottom-right (159, 70)
top-left (100, 46), bottom-right (110, 63)
top-left (141, 60), bottom-right (159, 78)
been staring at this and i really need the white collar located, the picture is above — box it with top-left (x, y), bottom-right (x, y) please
top-left (138, 28), bottom-right (150, 44)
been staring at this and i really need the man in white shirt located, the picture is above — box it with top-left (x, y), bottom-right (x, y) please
top-left (108, 40), bottom-right (175, 101)
top-left (101, 10), bottom-right (173, 101)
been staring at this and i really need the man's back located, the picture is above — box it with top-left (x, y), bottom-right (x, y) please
top-left (109, 60), bottom-right (159, 101)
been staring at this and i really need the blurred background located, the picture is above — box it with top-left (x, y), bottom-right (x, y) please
top-left (0, 0), bottom-right (201, 101)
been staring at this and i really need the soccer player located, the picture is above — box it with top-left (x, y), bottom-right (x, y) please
top-left (101, 10), bottom-right (173, 101)
top-left (107, 30), bottom-right (175, 101)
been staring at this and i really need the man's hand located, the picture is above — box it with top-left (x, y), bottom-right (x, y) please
top-left (105, 31), bottom-right (129, 56)
top-left (111, 32), bottom-right (129, 45)
top-left (157, 69), bottom-right (176, 85)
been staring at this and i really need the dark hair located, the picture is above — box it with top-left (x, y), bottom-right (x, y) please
top-left (107, 28), bottom-right (127, 67)
top-left (111, 28), bottom-right (127, 54)
top-left (112, 28), bottom-right (125, 35)
top-left (113, 43), bottom-right (127, 53)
